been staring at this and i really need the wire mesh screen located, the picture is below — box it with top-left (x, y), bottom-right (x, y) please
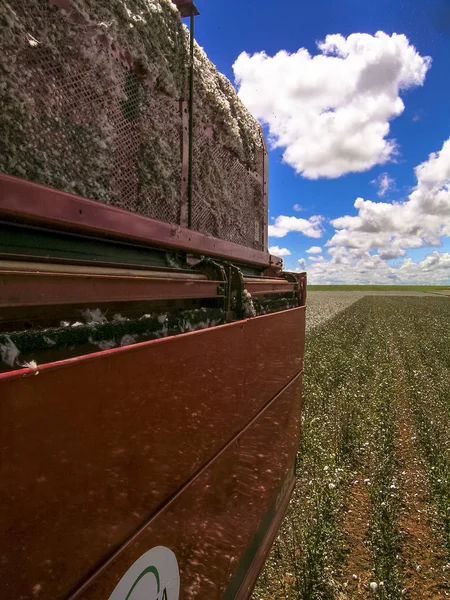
top-left (0, 0), bottom-right (267, 250)
top-left (191, 120), bottom-right (267, 251)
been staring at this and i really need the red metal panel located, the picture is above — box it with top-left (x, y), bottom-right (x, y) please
top-left (233, 475), bottom-right (295, 600)
top-left (0, 308), bottom-right (304, 600)
top-left (71, 374), bottom-right (303, 600)
top-left (0, 174), bottom-right (277, 268)
top-left (0, 269), bottom-right (220, 307)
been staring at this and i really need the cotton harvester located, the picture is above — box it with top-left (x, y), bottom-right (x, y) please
top-left (0, 1), bottom-right (306, 598)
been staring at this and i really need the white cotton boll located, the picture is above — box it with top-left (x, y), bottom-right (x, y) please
top-left (113, 314), bottom-right (128, 322)
top-left (0, 336), bottom-right (20, 366)
top-left (89, 338), bottom-right (117, 350)
top-left (306, 292), bottom-right (366, 332)
top-left (120, 334), bottom-right (137, 347)
top-left (82, 308), bottom-right (107, 325)
top-left (370, 582), bottom-right (378, 592)
top-left (23, 360), bottom-right (38, 369)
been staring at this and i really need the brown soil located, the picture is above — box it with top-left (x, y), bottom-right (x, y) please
top-left (337, 341), bottom-right (450, 600)
top-left (336, 476), bottom-right (373, 599)
top-left (393, 346), bottom-right (450, 599)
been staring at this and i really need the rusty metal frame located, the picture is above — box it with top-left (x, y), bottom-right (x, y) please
top-left (180, 99), bottom-right (190, 228)
top-left (281, 271), bottom-right (301, 306)
top-left (296, 271), bottom-right (307, 305)
top-left (223, 262), bottom-right (246, 321)
top-left (0, 174), bottom-right (280, 268)
top-left (0, 265), bottom-right (222, 308)
top-left (244, 278), bottom-right (294, 297)
top-left (261, 125), bottom-right (269, 251)
top-left (173, 0), bottom-right (200, 17)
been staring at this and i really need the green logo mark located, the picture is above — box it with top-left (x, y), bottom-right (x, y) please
top-left (125, 566), bottom-right (160, 600)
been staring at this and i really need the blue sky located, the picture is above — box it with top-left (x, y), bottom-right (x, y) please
top-left (192, 0), bottom-right (450, 284)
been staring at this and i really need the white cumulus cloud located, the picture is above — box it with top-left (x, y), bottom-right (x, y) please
top-left (268, 215), bottom-right (324, 238)
top-left (372, 172), bottom-right (395, 197)
top-left (300, 136), bottom-right (450, 284)
top-left (234, 32), bottom-right (431, 179)
top-left (305, 248), bottom-right (450, 285)
top-left (268, 245), bottom-right (291, 256)
top-left (328, 137), bottom-right (450, 257)
top-left (306, 246), bottom-right (323, 254)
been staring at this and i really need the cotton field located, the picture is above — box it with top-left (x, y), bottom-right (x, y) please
top-left (254, 293), bottom-right (450, 600)
top-left (306, 292), bottom-right (365, 332)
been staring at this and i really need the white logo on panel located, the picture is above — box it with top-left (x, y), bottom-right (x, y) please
top-left (108, 546), bottom-right (180, 600)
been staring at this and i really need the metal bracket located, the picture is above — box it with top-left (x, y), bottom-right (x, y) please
top-left (263, 265), bottom-right (283, 278)
top-left (283, 271), bottom-right (307, 306)
top-left (195, 258), bottom-right (226, 282)
top-left (221, 262), bottom-right (256, 322)
top-left (195, 259), bottom-right (258, 322)
top-left (281, 271), bottom-right (301, 306)
top-left (297, 271), bottom-right (307, 306)
top-left (224, 262), bottom-right (244, 321)
top-left (173, 0), bottom-right (200, 17)
top-left (195, 258), bottom-right (227, 309)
